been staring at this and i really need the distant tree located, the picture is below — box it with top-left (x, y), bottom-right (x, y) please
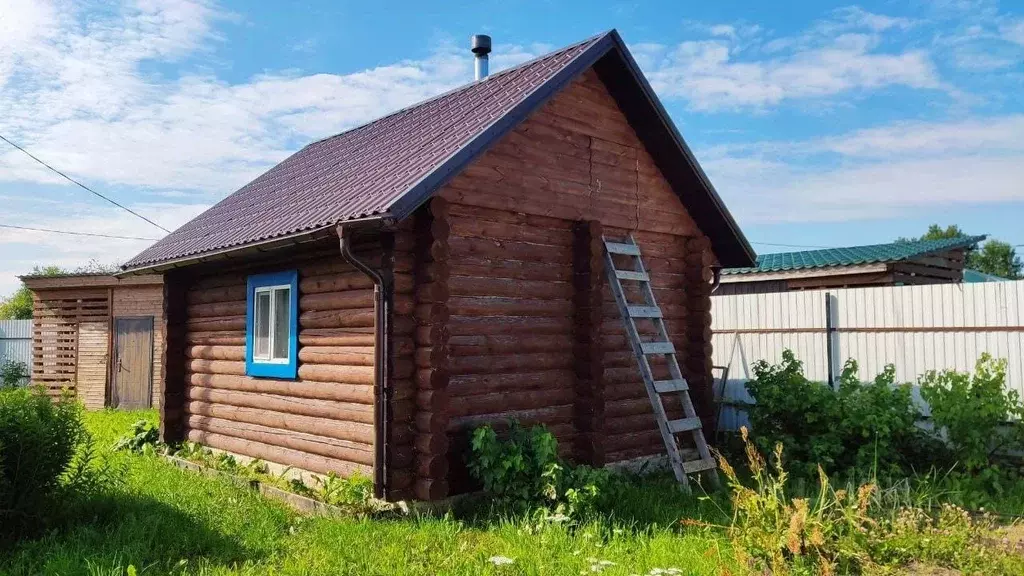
top-left (895, 224), bottom-right (968, 244)
top-left (0, 265), bottom-right (66, 320)
top-left (0, 261), bottom-right (121, 320)
top-left (970, 240), bottom-right (1022, 279)
top-left (895, 224), bottom-right (1021, 280)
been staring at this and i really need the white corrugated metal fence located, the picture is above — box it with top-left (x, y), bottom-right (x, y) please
top-left (711, 281), bottom-right (1024, 430)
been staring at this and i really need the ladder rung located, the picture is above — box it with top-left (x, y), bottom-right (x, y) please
top-left (682, 458), bottom-right (717, 474)
top-left (641, 341), bottom-right (675, 355)
top-left (614, 270), bottom-right (649, 281)
top-left (627, 306), bottom-right (662, 318)
top-left (605, 242), bottom-right (641, 256)
top-left (654, 379), bottom-right (688, 393)
top-left (667, 417), bottom-right (703, 433)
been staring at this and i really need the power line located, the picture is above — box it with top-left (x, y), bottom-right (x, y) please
top-left (0, 223), bottom-right (159, 241)
top-left (0, 133), bottom-right (171, 233)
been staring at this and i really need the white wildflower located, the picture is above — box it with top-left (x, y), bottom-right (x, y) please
top-left (488, 556), bottom-right (515, 566)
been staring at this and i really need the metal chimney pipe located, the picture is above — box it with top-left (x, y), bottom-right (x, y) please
top-left (471, 34), bottom-right (492, 80)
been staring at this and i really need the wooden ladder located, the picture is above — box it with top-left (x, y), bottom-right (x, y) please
top-left (602, 234), bottom-right (719, 492)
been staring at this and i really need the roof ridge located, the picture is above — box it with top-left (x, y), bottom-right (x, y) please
top-left (305, 31), bottom-right (612, 150)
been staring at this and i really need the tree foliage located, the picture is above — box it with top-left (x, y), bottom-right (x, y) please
top-left (0, 261), bottom-right (122, 320)
top-left (896, 224), bottom-right (1021, 280)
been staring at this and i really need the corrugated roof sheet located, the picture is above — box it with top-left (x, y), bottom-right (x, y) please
top-left (723, 236), bottom-right (986, 275)
top-left (963, 268), bottom-right (1008, 283)
top-left (124, 34), bottom-right (605, 270)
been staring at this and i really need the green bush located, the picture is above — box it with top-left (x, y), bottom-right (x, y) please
top-left (0, 360), bottom-right (28, 388)
top-left (467, 421), bottom-right (617, 517)
top-left (746, 350), bottom-right (926, 477)
top-left (919, 354), bottom-right (1024, 473)
top-left (0, 387), bottom-right (121, 542)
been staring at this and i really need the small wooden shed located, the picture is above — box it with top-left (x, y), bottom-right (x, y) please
top-left (717, 236), bottom-right (986, 295)
top-left (121, 30), bottom-right (755, 501)
top-left (22, 273), bottom-right (165, 409)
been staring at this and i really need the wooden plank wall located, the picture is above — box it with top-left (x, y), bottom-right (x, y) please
top-left (175, 241), bottom-right (385, 481)
top-left (433, 68), bottom-right (718, 474)
top-left (76, 322), bottom-right (108, 409)
top-left (31, 289), bottom-right (110, 397)
top-left (113, 285), bottom-right (166, 407)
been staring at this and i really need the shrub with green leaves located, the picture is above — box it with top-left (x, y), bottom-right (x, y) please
top-left (112, 419), bottom-right (161, 454)
top-left (919, 354), bottom-right (1024, 473)
top-left (0, 360), bottom-right (28, 388)
top-left (468, 421), bottom-right (616, 517)
top-left (0, 387), bottom-right (117, 540)
top-left (746, 350), bottom-right (926, 477)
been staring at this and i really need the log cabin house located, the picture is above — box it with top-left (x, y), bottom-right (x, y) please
top-left (716, 236), bottom-right (986, 296)
top-left (22, 273), bottom-right (164, 409)
top-left (120, 30), bottom-right (756, 501)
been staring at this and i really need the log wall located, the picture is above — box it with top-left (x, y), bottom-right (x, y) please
top-left (434, 67), bottom-right (718, 469)
top-left (172, 241), bottom-right (381, 481)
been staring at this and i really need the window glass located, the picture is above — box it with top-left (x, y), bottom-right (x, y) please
top-left (254, 290), bottom-right (271, 358)
top-left (272, 287), bottom-right (290, 360)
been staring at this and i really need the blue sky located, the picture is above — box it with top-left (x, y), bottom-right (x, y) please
top-left (0, 0), bottom-right (1022, 293)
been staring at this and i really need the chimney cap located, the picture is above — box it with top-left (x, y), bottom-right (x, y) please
top-left (471, 34), bottom-right (492, 55)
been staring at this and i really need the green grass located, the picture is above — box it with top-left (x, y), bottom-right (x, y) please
top-left (0, 410), bottom-right (736, 576)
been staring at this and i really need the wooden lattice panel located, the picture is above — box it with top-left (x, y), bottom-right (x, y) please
top-left (32, 291), bottom-right (110, 396)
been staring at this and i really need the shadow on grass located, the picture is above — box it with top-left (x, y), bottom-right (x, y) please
top-left (1, 491), bottom-right (261, 576)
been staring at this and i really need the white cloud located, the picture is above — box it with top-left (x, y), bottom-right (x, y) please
top-left (700, 116), bottom-right (1024, 224)
top-left (1001, 18), bottom-right (1024, 45)
top-left (0, 0), bottom-right (547, 295)
top-left (643, 34), bottom-right (940, 111)
top-left (0, 0), bottom-right (545, 195)
top-left (639, 9), bottom-right (943, 111)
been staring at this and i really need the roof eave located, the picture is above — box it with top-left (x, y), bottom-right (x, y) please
top-left (119, 214), bottom-right (389, 276)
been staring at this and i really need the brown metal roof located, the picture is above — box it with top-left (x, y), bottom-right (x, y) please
top-left (124, 30), bottom-right (755, 271)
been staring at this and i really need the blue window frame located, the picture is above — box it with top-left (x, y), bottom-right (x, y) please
top-left (245, 270), bottom-right (298, 378)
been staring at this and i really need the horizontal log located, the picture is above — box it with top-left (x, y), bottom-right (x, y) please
top-left (187, 385), bottom-right (374, 423)
top-left (187, 414), bottom-right (374, 466)
top-left (188, 300), bottom-right (246, 319)
top-left (415, 455), bottom-right (449, 479)
top-left (448, 214), bottom-right (573, 246)
top-left (186, 400), bottom-right (374, 445)
top-left (449, 352), bottom-right (573, 375)
top-left (186, 316), bottom-right (245, 332)
top-left (186, 345), bottom-right (245, 361)
top-left (186, 331), bottom-right (246, 346)
top-left (415, 368), bottom-right (449, 390)
top-left (415, 433), bottom-right (449, 455)
top-left (448, 405), bottom-right (574, 432)
top-left (414, 281), bottom-right (449, 304)
top-left (447, 316), bottom-right (573, 337)
top-left (186, 429), bottom-right (372, 478)
top-left (300, 290), bottom-right (375, 313)
top-left (187, 372), bottom-right (372, 404)
top-left (449, 388), bottom-right (575, 417)
top-left (298, 363), bottom-right (375, 385)
top-left (447, 334), bottom-right (572, 356)
top-left (299, 272), bottom-right (375, 294)
top-left (188, 359), bottom-right (246, 376)
top-left (447, 370), bottom-right (573, 397)
top-left (187, 285), bottom-right (246, 306)
top-left (298, 346), bottom-right (374, 366)
top-left (299, 308), bottom-right (375, 329)
top-left (298, 328), bottom-right (374, 346)
top-left (448, 276), bottom-right (573, 301)
top-left (449, 259), bottom-right (571, 282)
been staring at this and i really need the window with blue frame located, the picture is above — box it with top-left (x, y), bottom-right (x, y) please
top-left (246, 270), bottom-right (298, 378)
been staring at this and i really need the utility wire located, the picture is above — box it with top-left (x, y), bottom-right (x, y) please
top-left (0, 133), bottom-right (171, 233)
top-left (0, 223), bottom-right (159, 241)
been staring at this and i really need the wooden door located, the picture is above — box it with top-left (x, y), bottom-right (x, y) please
top-left (112, 317), bottom-right (154, 409)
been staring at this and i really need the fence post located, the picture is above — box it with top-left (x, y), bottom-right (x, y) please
top-left (825, 292), bottom-right (839, 390)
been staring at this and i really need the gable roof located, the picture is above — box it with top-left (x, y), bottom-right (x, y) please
top-left (123, 30), bottom-right (755, 272)
top-left (723, 235), bottom-right (986, 276)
